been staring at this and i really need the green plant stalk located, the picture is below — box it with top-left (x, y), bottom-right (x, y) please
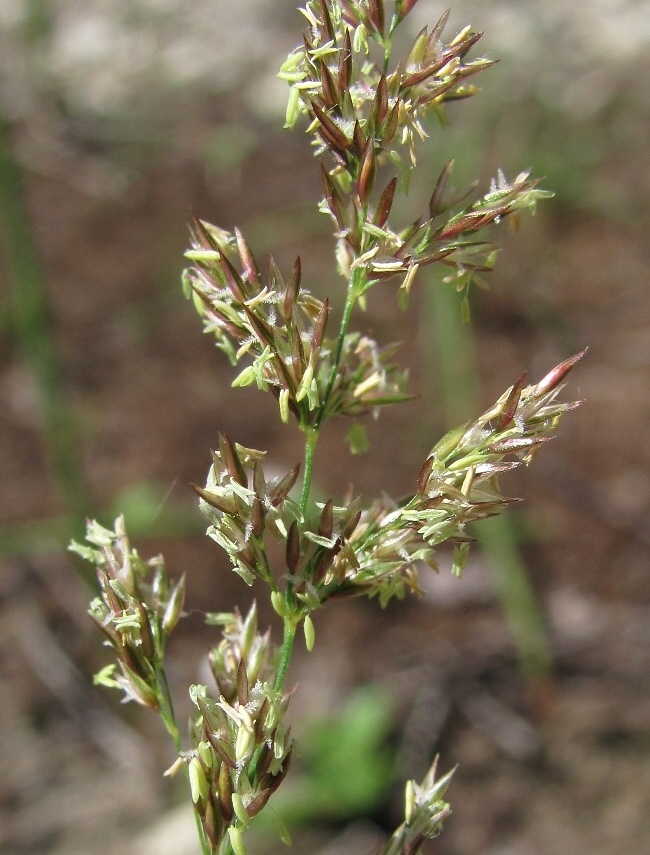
top-left (157, 664), bottom-right (211, 855)
top-left (194, 792), bottom-right (212, 855)
top-left (298, 425), bottom-right (319, 517)
top-left (275, 619), bottom-right (298, 694)
top-left (299, 266), bottom-right (364, 516)
top-left (423, 279), bottom-right (552, 678)
top-left (158, 663), bottom-right (181, 747)
top-left (318, 262), bottom-right (367, 430)
top-left (246, 618), bottom-right (296, 794)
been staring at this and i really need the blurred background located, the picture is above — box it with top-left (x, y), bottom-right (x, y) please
top-left (1, 1), bottom-right (649, 853)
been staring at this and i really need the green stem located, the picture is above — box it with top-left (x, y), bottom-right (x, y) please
top-left (218, 837), bottom-right (234, 855)
top-left (297, 268), bottom-right (362, 516)
top-left (299, 426), bottom-right (319, 517)
top-left (247, 618), bottom-right (297, 784)
top-left (253, 536), bottom-right (278, 592)
top-left (275, 618), bottom-right (297, 694)
top-left (315, 268), bottom-right (361, 431)
top-left (158, 664), bottom-right (181, 749)
top-left (382, 28), bottom-right (393, 73)
top-left (158, 664), bottom-right (211, 855)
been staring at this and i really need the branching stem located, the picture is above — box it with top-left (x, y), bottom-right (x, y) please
top-left (298, 267), bottom-right (363, 517)
top-left (315, 268), bottom-right (363, 431)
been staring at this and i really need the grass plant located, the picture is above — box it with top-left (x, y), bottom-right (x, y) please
top-left (70, 2), bottom-right (583, 852)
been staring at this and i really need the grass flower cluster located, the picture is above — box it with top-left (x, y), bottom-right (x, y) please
top-left (71, 2), bottom-right (583, 853)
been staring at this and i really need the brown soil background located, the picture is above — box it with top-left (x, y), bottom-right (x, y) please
top-left (1, 2), bottom-right (649, 853)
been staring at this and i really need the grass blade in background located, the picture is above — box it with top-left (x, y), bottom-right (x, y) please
top-left (0, 109), bottom-right (90, 540)
top-left (422, 280), bottom-right (552, 679)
